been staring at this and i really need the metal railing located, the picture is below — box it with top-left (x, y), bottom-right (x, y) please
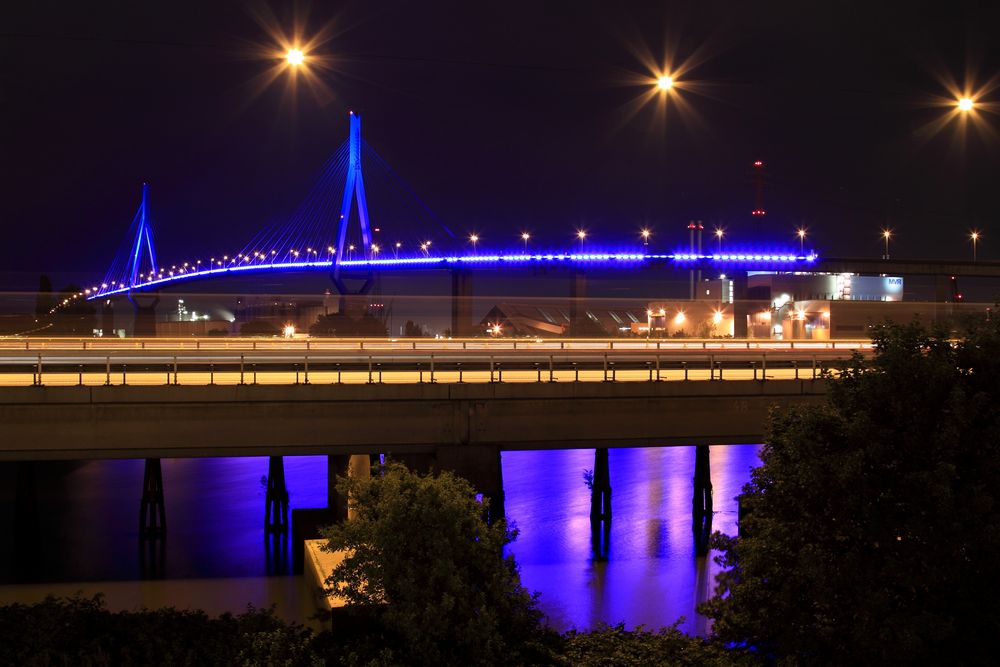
top-left (4, 348), bottom-right (861, 387)
top-left (0, 336), bottom-right (873, 353)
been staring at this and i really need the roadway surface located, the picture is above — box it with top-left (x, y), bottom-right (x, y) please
top-left (0, 337), bottom-right (868, 387)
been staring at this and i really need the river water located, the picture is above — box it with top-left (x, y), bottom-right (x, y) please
top-left (0, 445), bottom-right (760, 634)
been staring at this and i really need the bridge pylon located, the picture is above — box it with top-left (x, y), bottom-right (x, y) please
top-left (331, 112), bottom-right (374, 302)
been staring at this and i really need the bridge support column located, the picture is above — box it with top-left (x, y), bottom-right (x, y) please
top-left (347, 454), bottom-right (370, 521)
top-left (327, 454), bottom-right (372, 522)
top-left (731, 272), bottom-right (749, 338)
top-left (590, 448), bottom-right (611, 525)
top-left (139, 458), bottom-right (166, 537)
top-left (436, 445), bottom-right (504, 523)
top-left (692, 445), bottom-right (713, 556)
top-left (265, 456), bottom-right (289, 532)
top-left (569, 270), bottom-right (588, 333)
top-left (129, 293), bottom-right (160, 338)
top-left (451, 269), bottom-right (474, 337)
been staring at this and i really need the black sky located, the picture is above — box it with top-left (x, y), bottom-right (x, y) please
top-left (2, 0), bottom-right (998, 287)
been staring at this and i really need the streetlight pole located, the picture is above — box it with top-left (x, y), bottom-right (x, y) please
top-left (521, 232), bottom-right (530, 254)
top-left (971, 231), bottom-right (980, 262)
top-left (882, 229), bottom-right (892, 260)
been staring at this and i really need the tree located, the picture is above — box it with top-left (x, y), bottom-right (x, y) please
top-left (560, 623), bottom-right (756, 667)
top-left (319, 462), bottom-right (554, 666)
top-left (701, 319), bottom-right (1000, 664)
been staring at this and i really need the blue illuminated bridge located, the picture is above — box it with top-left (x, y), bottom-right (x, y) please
top-left (72, 111), bottom-right (1000, 336)
top-left (80, 112), bottom-right (816, 301)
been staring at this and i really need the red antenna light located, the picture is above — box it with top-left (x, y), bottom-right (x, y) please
top-left (752, 159), bottom-right (766, 218)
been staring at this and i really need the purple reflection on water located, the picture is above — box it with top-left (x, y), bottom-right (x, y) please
top-left (1, 446), bottom-right (760, 634)
top-left (502, 445), bottom-right (761, 634)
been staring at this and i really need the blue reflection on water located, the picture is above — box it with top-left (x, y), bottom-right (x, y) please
top-left (1, 445), bottom-right (761, 634)
top-left (502, 445), bottom-right (761, 634)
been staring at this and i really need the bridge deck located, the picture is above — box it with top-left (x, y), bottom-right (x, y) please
top-left (0, 379), bottom-right (827, 461)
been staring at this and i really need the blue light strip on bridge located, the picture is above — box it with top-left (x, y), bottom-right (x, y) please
top-left (84, 251), bottom-right (818, 299)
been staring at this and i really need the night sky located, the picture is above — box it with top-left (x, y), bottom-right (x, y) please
top-left (2, 1), bottom-right (998, 288)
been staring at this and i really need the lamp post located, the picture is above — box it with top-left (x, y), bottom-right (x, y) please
top-left (640, 228), bottom-right (651, 247)
top-left (882, 229), bottom-right (892, 260)
top-left (521, 232), bottom-right (530, 254)
top-left (715, 228), bottom-right (724, 254)
top-left (576, 229), bottom-right (587, 252)
top-left (469, 234), bottom-right (479, 254)
top-left (971, 230), bottom-right (981, 262)
top-left (796, 228), bottom-right (807, 255)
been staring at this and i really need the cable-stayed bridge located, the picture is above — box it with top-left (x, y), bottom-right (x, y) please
top-left (85, 112), bottom-right (816, 303)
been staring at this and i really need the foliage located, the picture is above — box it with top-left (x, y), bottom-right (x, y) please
top-left (701, 319), bottom-right (1000, 664)
top-left (320, 462), bottom-right (555, 666)
top-left (560, 623), bottom-right (757, 667)
top-left (0, 595), bottom-right (321, 667)
top-left (583, 468), bottom-right (594, 491)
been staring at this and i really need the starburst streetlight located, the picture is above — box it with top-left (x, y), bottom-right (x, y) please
top-left (469, 233), bottom-right (479, 254)
top-left (656, 75), bottom-right (674, 91)
top-left (576, 229), bottom-right (587, 252)
top-left (958, 97), bottom-right (975, 112)
top-left (640, 228), bottom-right (651, 247)
top-left (882, 229), bottom-right (892, 259)
top-left (796, 228), bottom-right (807, 254)
top-left (286, 48), bottom-right (305, 66)
top-left (714, 227), bottom-right (725, 253)
top-left (521, 232), bottom-right (530, 254)
top-left (970, 230), bottom-right (981, 262)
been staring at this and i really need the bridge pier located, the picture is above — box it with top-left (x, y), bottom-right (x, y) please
top-left (590, 447), bottom-right (612, 525)
top-left (569, 270), bottom-right (588, 334)
top-left (129, 293), bottom-right (160, 338)
top-left (139, 458), bottom-right (166, 537)
top-left (327, 453), bottom-right (372, 522)
top-left (450, 269), bottom-right (474, 337)
top-left (264, 456), bottom-right (289, 532)
top-left (436, 445), bottom-right (504, 523)
top-left (731, 272), bottom-right (749, 338)
top-left (692, 445), bottom-right (713, 555)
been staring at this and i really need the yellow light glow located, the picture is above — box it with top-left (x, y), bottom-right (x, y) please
top-left (958, 97), bottom-right (974, 112)
top-left (577, 230), bottom-right (587, 240)
top-left (715, 228), bottom-right (724, 239)
top-left (283, 325), bottom-right (296, 338)
top-left (797, 228), bottom-right (807, 239)
top-left (469, 234), bottom-right (479, 243)
top-left (674, 311), bottom-right (686, 324)
top-left (712, 311), bottom-right (723, 324)
top-left (656, 75), bottom-right (674, 91)
top-left (641, 228), bottom-right (651, 240)
top-left (286, 48), bottom-right (305, 66)
top-left (971, 231), bottom-right (980, 241)
top-left (521, 232), bottom-right (530, 241)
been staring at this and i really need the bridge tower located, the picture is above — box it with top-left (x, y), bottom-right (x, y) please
top-left (125, 184), bottom-right (160, 336)
top-left (331, 111), bottom-right (374, 302)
